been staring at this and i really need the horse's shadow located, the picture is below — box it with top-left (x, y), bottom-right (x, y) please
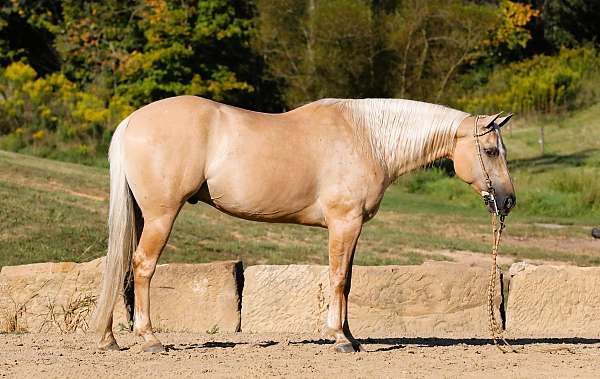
top-left (164, 341), bottom-right (243, 352)
top-left (162, 337), bottom-right (600, 353)
top-left (291, 337), bottom-right (600, 352)
top-left (163, 340), bottom-right (278, 352)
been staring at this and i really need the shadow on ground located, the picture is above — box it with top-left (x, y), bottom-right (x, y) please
top-left (291, 337), bottom-right (600, 352)
top-left (159, 337), bottom-right (600, 353)
top-left (164, 340), bottom-right (279, 352)
top-left (509, 149), bottom-right (599, 171)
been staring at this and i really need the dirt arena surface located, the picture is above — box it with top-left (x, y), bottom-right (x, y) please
top-left (2, 333), bottom-right (600, 378)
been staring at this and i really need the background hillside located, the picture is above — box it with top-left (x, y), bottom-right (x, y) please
top-left (1, 0), bottom-right (599, 268)
top-left (1, 104), bottom-right (598, 269)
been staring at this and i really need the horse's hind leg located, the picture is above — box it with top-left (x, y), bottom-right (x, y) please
top-left (132, 209), bottom-right (179, 352)
top-left (324, 216), bottom-right (364, 353)
top-left (98, 315), bottom-right (120, 350)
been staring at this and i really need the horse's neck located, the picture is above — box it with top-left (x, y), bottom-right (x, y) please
top-left (337, 99), bottom-right (468, 180)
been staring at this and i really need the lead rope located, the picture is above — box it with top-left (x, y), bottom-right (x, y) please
top-left (475, 117), bottom-right (573, 354)
top-left (473, 116), bottom-right (516, 353)
top-left (487, 213), bottom-right (516, 353)
top-left (487, 211), bottom-right (572, 354)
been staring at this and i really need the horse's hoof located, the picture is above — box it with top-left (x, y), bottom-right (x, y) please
top-left (98, 340), bottom-right (120, 351)
top-left (334, 342), bottom-right (363, 353)
top-left (142, 341), bottom-right (165, 353)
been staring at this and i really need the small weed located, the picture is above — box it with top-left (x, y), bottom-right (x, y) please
top-left (206, 325), bottom-right (220, 335)
top-left (116, 321), bottom-right (134, 333)
top-left (0, 281), bottom-right (50, 333)
top-left (40, 293), bottom-right (97, 333)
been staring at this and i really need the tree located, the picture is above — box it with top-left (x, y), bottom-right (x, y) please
top-left (254, 0), bottom-right (501, 107)
top-left (56, 0), bottom-right (141, 100)
top-left (543, 0), bottom-right (600, 48)
top-left (383, 0), bottom-right (498, 103)
top-left (254, 0), bottom-right (378, 107)
top-left (121, 0), bottom-right (269, 107)
top-left (0, 1), bottom-right (62, 75)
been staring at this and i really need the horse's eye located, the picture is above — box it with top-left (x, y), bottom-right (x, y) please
top-left (484, 147), bottom-right (499, 157)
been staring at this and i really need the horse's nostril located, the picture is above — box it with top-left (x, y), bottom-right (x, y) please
top-left (504, 195), bottom-right (515, 210)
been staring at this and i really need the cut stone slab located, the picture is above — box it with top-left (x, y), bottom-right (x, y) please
top-left (150, 261), bottom-right (243, 333)
top-left (241, 262), bottom-right (502, 338)
top-left (0, 259), bottom-right (242, 334)
top-left (506, 264), bottom-right (600, 338)
top-left (0, 258), bottom-right (126, 333)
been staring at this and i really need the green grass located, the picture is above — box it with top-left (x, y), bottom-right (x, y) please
top-left (1, 103), bottom-right (600, 269)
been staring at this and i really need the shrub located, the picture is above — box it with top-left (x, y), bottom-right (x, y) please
top-left (0, 62), bottom-right (133, 163)
top-left (458, 47), bottom-right (600, 114)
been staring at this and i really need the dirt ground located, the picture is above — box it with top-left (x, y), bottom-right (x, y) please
top-left (2, 332), bottom-right (600, 378)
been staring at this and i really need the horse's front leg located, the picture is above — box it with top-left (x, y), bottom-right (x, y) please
top-left (325, 216), bottom-right (364, 353)
top-left (132, 211), bottom-right (177, 353)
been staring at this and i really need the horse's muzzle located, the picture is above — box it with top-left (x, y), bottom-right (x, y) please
top-left (482, 191), bottom-right (516, 215)
top-left (500, 194), bottom-right (516, 215)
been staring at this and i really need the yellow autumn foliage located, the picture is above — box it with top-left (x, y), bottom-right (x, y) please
top-left (0, 62), bottom-right (133, 159)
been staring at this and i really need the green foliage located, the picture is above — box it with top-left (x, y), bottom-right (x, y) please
top-left (517, 167), bottom-right (600, 219)
top-left (119, 0), bottom-right (254, 105)
top-left (254, 0), bottom-right (500, 106)
top-left (254, 0), bottom-right (377, 106)
top-left (385, 0), bottom-right (499, 102)
top-left (0, 62), bottom-right (133, 162)
top-left (474, 0), bottom-right (540, 63)
top-left (55, 0), bottom-right (139, 89)
top-left (0, 0), bottom-right (276, 161)
top-left (544, 0), bottom-right (600, 49)
top-left (458, 47), bottom-right (600, 114)
top-left (396, 167), bottom-right (480, 210)
top-left (0, 0), bottom-right (599, 165)
top-left (0, 1), bottom-right (61, 74)
top-left (56, 0), bottom-right (257, 107)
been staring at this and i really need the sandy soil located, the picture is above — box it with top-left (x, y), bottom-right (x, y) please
top-left (2, 332), bottom-right (600, 378)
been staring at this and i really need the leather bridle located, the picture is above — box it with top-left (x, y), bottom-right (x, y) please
top-left (473, 115), bottom-right (514, 352)
top-left (473, 115), bottom-right (501, 216)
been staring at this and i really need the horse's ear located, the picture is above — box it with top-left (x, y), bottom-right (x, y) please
top-left (481, 112), bottom-right (502, 129)
top-left (496, 113), bottom-right (513, 128)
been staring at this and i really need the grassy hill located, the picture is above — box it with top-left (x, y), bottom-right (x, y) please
top-left (1, 104), bottom-right (600, 269)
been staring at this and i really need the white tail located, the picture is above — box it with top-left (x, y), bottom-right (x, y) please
top-left (92, 116), bottom-right (139, 333)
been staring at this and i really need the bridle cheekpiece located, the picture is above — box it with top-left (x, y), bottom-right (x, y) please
top-left (473, 115), bottom-right (501, 216)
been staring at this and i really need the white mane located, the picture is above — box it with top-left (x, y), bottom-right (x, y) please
top-left (329, 98), bottom-right (469, 178)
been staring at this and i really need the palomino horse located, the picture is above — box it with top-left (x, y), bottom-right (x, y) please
top-left (93, 96), bottom-right (515, 353)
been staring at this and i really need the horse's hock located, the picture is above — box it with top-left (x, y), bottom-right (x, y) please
top-left (241, 262), bottom-right (503, 338)
top-left (0, 258), bottom-right (242, 334)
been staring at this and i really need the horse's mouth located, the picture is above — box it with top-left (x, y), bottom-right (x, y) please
top-left (483, 197), bottom-right (512, 216)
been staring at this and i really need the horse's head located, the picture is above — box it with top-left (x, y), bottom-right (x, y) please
top-left (452, 113), bottom-right (515, 215)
